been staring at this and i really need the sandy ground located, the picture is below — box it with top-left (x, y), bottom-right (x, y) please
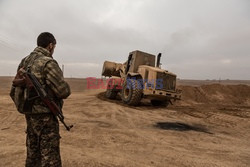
top-left (0, 77), bottom-right (250, 167)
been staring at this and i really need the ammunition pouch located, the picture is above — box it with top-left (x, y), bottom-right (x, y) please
top-left (10, 68), bottom-right (39, 114)
top-left (10, 86), bottom-right (37, 114)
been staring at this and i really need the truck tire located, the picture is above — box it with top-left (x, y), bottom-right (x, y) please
top-left (121, 79), bottom-right (142, 105)
top-left (105, 86), bottom-right (118, 99)
top-left (151, 100), bottom-right (169, 107)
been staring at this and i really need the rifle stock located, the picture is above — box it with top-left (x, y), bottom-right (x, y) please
top-left (25, 71), bottom-right (73, 131)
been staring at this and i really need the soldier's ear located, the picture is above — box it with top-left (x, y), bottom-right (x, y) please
top-left (49, 43), bottom-right (54, 49)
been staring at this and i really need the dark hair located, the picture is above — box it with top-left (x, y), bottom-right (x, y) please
top-left (37, 32), bottom-right (56, 48)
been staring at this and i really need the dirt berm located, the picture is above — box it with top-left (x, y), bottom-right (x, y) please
top-left (178, 84), bottom-right (250, 106)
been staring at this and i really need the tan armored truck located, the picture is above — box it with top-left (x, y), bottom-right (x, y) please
top-left (102, 50), bottom-right (181, 106)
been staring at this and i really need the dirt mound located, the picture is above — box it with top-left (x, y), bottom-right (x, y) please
top-left (179, 84), bottom-right (250, 105)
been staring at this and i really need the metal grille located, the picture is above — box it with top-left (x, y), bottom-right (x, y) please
top-left (157, 72), bottom-right (176, 91)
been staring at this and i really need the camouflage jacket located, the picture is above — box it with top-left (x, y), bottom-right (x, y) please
top-left (16, 46), bottom-right (71, 114)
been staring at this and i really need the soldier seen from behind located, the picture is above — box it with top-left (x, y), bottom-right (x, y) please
top-left (10, 32), bottom-right (71, 167)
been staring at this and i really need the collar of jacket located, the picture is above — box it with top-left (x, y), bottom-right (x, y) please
top-left (34, 46), bottom-right (51, 57)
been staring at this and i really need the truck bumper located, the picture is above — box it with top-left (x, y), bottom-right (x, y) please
top-left (143, 89), bottom-right (182, 100)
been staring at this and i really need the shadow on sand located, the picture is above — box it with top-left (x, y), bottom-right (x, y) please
top-left (155, 122), bottom-right (213, 134)
top-left (96, 92), bottom-right (167, 109)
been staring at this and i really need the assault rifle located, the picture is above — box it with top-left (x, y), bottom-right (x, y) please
top-left (24, 69), bottom-right (73, 131)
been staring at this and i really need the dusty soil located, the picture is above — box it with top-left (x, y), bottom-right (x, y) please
top-left (0, 77), bottom-right (249, 167)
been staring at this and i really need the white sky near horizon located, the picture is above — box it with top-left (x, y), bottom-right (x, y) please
top-left (0, 0), bottom-right (249, 79)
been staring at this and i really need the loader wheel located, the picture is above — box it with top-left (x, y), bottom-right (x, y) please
top-left (151, 100), bottom-right (169, 107)
top-left (121, 79), bottom-right (142, 106)
top-left (105, 86), bottom-right (118, 99)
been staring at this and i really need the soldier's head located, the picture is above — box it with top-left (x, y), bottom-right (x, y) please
top-left (37, 32), bottom-right (57, 56)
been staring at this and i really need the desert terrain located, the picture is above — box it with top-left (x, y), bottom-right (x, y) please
top-left (0, 77), bottom-right (250, 167)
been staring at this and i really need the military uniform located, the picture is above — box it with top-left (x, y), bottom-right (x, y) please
top-left (16, 47), bottom-right (71, 167)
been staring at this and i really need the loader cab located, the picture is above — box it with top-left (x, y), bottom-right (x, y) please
top-left (125, 50), bottom-right (156, 74)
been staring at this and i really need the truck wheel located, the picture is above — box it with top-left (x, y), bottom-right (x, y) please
top-left (151, 100), bottom-right (169, 107)
top-left (105, 86), bottom-right (118, 99)
top-left (121, 79), bottom-right (142, 105)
